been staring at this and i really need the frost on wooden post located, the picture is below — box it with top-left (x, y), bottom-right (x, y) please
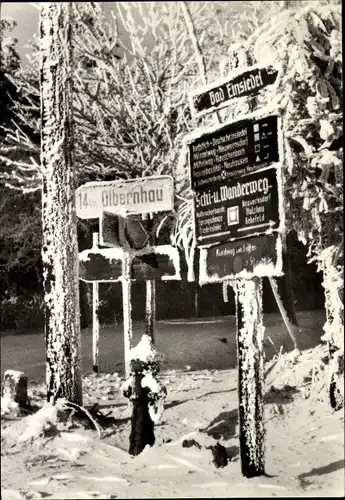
top-left (40, 3), bottom-right (82, 405)
top-left (121, 335), bottom-right (166, 456)
top-left (145, 280), bottom-right (156, 343)
top-left (233, 278), bottom-right (266, 478)
top-left (92, 281), bottom-right (100, 373)
top-left (122, 252), bottom-right (133, 379)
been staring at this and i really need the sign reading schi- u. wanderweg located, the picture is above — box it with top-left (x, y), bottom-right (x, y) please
top-left (189, 65), bottom-right (279, 119)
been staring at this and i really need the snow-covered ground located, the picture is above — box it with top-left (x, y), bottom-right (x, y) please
top-left (1, 344), bottom-right (344, 499)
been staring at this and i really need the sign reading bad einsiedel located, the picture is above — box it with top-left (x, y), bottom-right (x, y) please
top-left (189, 65), bottom-right (279, 118)
top-left (189, 114), bottom-right (282, 246)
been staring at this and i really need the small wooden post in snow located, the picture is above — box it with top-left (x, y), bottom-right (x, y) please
top-left (92, 233), bottom-right (100, 373)
top-left (122, 252), bottom-right (133, 378)
top-left (268, 277), bottom-right (301, 354)
top-left (145, 280), bottom-right (156, 343)
top-left (233, 278), bottom-right (266, 478)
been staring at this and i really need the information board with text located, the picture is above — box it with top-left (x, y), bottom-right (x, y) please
top-left (189, 115), bottom-right (282, 247)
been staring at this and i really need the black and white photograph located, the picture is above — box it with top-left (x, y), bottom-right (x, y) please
top-left (0, 1), bottom-right (343, 498)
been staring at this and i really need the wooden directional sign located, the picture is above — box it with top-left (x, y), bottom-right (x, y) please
top-left (189, 65), bottom-right (279, 119)
top-left (189, 114), bottom-right (282, 247)
top-left (100, 211), bottom-right (174, 249)
top-left (199, 233), bottom-right (282, 283)
top-left (76, 175), bottom-right (174, 219)
top-left (131, 253), bottom-right (178, 281)
top-left (79, 248), bottom-right (124, 282)
top-left (100, 212), bottom-right (150, 250)
top-left (78, 246), bottom-right (180, 282)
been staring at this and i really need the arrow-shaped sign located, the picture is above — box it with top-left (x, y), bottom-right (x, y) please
top-left (189, 65), bottom-right (279, 119)
top-left (237, 220), bottom-right (276, 233)
top-left (198, 231), bottom-right (231, 241)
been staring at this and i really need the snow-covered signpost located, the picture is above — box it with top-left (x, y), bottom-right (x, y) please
top-left (40, 3), bottom-right (83, 405)
top-left (184, 59), bottom-right (284, 475)
top-left (77, 175), bottom-right (177, 378)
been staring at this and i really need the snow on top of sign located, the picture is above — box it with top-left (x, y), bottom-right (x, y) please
top-left (76, 175), bottom-right (174, 191)
top-left (78, 247), bottom-right (124, 263)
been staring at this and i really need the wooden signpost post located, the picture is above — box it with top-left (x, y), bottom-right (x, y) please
top-left (92, 233), bottom-right (100, 373)
top-left (185, 94), bottom-right (284, 477)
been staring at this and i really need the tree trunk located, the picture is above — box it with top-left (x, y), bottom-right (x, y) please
top-left (145, 279), bottom-right (155, 343)
top-left (40, 3), bottom-right (82, 405)
top-left (233, 278), bottom-right (266, 478)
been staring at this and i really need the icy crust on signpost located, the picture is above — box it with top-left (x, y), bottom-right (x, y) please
top-left (40, 3), bottom-right (82, 404)
top-left (121, 335), bottom-right (167, 424)
top-left (235, 278), bottom-right (266, 474)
